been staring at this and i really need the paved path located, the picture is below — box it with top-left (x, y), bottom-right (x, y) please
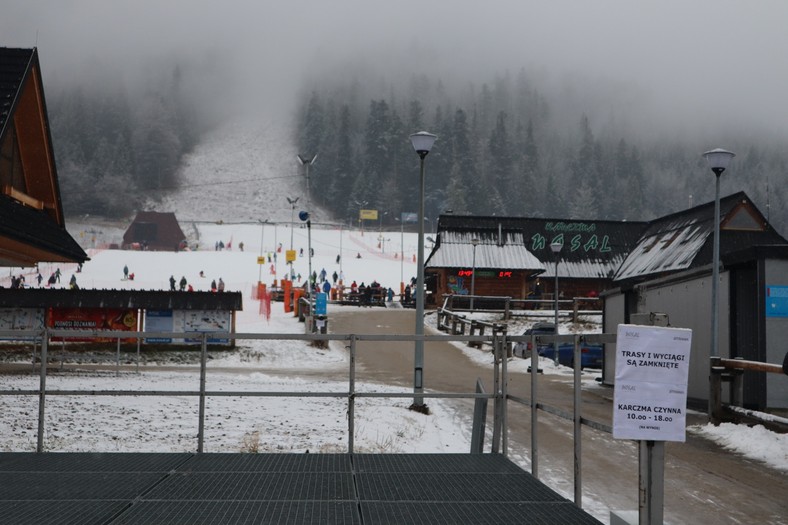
top-left (330, 308), bottom-right (788, 525)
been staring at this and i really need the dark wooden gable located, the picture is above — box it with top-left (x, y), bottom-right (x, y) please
top-left (123, 211), bottom-right (187, 251)
top-left (614, 192), bottom-right (787, 283)
top-left (0, 47), bottom-right (86, 267)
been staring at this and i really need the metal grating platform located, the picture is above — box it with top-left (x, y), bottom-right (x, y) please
top-left (0, 452), bottom-right (602, 524)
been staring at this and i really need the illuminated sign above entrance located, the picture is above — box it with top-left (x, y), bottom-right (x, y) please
top-left (456, 270), bottom-right (513, 278)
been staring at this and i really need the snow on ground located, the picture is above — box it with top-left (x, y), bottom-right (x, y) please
top-left (690, 422), bottom-right (788, 471)
top-left (0, 222), bottom-right (470, 458)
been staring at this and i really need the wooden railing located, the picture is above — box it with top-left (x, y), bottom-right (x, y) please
top-left (439, 294), bottom-right (602, 324)
top-left (709, 356), bottom-right (787, 427)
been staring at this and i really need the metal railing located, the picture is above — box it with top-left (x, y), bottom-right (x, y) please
top-left (0, 326), bottom-right (619, 512)
top-left (0, 328), bottom-right (504, 455)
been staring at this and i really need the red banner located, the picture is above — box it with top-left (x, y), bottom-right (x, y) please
top-left (48, 308), bottom-right (138, 342)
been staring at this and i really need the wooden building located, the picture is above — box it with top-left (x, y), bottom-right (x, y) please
top-left (0, 47), bottom-right (86, 267)
top-left (604, 191), bottom-right (788, 410)
top-left (426, 214), bottom-right (646, 306)
top-left (123, 211), bottom-right (187, 251)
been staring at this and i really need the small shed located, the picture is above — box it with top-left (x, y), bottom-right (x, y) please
top-left (123, 211), bottom-right (187, 251)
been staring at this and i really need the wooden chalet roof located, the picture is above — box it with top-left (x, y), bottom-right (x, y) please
top-left (123, 211), bottom-right (187, 251)
top-left (425, 230), bottom-right (544, 273)
top-left (614, 192), bottom-right (788, 283)
top-left (0, 289), bottom-right (243, 311)
top-left (432, 214), bottom-right (647, 280)
top-left (0, 47), bottom-right (87, 266)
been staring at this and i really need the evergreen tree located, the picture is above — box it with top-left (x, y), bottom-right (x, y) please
top-left (621, 145), bottom-right (646, 220)
top-left (356, 99), bottom-right (394, 207)
top-left (450, 108), bottom-right (482, 213)
top-left (487, 111), bottom-right (514, 213)
top-left (132, 96), bottom-right (182, 191)
top-left (300, 91), bottom-right (324, 158)
top-left (511, 119), bottom-right (539, 216)
top-left (571, 114), bottom-right (598, 188)
top-left (569, 180), bottom-right (597, 220)
top-left (329, 105), bottom-right (356, 221)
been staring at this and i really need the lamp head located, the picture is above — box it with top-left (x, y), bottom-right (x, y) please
top-left (471, 238), bottom-right (480, 246)
top-left (409, 131), bottom-right (437, 158)
top-left (297, 154), bottom-right (318, 166)
top-left (703, 148), bottom-right (735, 176)
top-left (550, 240), bottom-right (563, 254)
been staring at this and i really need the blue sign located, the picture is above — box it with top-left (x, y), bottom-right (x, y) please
top-left (315, 293), bottom-right (327, 315)
top-left (144, 309), bottom-right (173, 343)
top-left (765, 286), bottom-right (788, 317)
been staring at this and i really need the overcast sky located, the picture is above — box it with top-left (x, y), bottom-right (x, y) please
top-left (4, 1), bottom-right (788, 140)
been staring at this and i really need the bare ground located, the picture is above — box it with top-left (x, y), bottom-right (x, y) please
top-left (330, 308), bottom-right (787, 525)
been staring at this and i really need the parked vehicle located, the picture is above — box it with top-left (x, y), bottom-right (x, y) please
top-left (513, 322), bottom-right (603, 369)
top-left (513, 323), bottom-right (556, 358)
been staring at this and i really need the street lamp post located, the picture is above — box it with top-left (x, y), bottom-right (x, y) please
top-left (287, 197), bottom-right (299, 280)
top-left (399, 215), bottom-right (405, 290)
top-left (297, 154), bottom-right (317, 209)
top-left (550, 240), bottom-right (563, 365)
top-left (299, 211), bottom-right (314, 331)
top-left (273, 223), bottom-right (278, 279)
top-left (470, 238), bottom-right (479, 311)
top-left (258, 219), bottom-right (267, 284)
top-left (703, 148), bottom-right (735, 415)
top-left (339, 223), bottom-right (343, 278)
top-left (409, 131), bottom-right (437, 411)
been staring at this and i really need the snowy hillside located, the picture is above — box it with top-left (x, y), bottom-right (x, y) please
top-left (152, 118), bottom-right (306, 224)
top-left (66, 116), bottom-right (345, 250)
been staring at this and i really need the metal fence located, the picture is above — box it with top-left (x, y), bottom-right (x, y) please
top-left (0, 327), bottom-right (616, 511)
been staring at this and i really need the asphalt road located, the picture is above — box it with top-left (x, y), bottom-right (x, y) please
top-left (330, 308), bottom-right (788, 525)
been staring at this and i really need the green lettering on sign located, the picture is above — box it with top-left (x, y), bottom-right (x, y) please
top-left (584, 235), bottom-right (598, 251)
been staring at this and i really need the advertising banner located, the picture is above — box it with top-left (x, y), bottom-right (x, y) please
top-left (613, 324), bottom-right (692, 442)
top-left (0, 308), bottom-right (45, 331)
top-left (315, 293), bottom-right (327, 315)
top-left (144, 310), bottom-right (231, 345)
top-left (0, 308), bottom-right (45, 339)
top-left (49, 308), bottom-right (138, 342)
top-left (144, 310), bottom-right (174, 343)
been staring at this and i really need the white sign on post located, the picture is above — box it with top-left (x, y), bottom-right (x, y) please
top-left (613, 324), bottom-right (692, 442)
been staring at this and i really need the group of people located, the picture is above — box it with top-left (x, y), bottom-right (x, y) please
top-left (7, 267), bottom-right (83, 290)
top-left (347, 280), bottom-right (394, 306)
top-left (169, 273), bottom-right (225, 293)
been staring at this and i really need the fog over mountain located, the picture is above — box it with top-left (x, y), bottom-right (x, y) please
top-left (6, 1), bottom-right (788, 141)
top-left (5, 2), bottom-right (788, 232)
